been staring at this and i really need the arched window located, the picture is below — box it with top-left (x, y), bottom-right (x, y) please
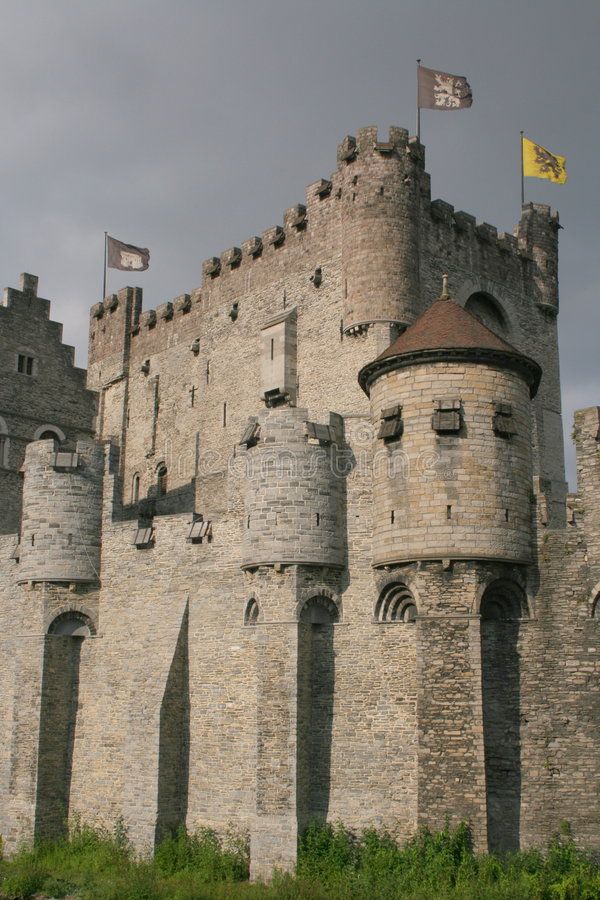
top-left (47, 611), bottom-right (94, 637)
top-left (157, 463), bottom-right (168, 496)
top-left (592, 595), bottom-right (599, 620)
top-left (244, 597), bottom-right (260, 626)
top-left (0, 416), bottom-right (8, 468)
top-left (465, 292), bottom-right (509, 338)
top-left (375, 583), bottom-right (417, 623)
top-left (132, 472), bottom-right (141, 504)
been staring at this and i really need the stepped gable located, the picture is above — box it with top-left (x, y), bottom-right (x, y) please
top-left (359, 290), bottom-right (542, 398)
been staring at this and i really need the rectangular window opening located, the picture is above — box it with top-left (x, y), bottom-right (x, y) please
top-left (17, 354), bottom-right (35, 376)
top-left (223, 402), bottom-right (227, 427)
top-left (391, 510), bottom-right (395, 524)
top-left (446, 505), bottom-right (452, 520)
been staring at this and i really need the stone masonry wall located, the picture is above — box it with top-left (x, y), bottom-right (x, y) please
top-left (370, 363), bottom-right (533, 565)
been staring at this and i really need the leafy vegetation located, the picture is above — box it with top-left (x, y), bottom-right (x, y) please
top-left (0, 819), bottom-right (598, 899)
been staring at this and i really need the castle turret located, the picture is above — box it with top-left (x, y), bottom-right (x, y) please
top-left (359, 281), bottom-right (541, 566)
top-left (241, 407), bottom-right (344, 570)
top-left (517, 202), bottom-right (560, 314)
top-left (18, 439), bottom-right (103, 584)
top-left (340, 127), bottom-right (423, 334)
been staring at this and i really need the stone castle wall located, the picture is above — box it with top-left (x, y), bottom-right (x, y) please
top-left (0, 125), bottom-right (597, 873)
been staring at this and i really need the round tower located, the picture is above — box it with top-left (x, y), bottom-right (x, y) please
top-left (241, 407), bottom-right (344, 569)
top-left (18, 439), bottom-right (103, 584)
top-left (359, 281), bottom-right (541, 566)
top-left (339, 126), bottom-right (423, 334)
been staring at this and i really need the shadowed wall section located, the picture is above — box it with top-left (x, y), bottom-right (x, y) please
top-left (297, 596), bottom-right (338, 832)
top-left (34, 634), bottom-right (84, 841)
top-left (156, 600), bottom-right (190, 842)
top-left (481, 581), bottom-right (523, 854)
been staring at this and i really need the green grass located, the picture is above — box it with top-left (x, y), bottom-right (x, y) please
top-left (0, 820), bottom-right (599, 899)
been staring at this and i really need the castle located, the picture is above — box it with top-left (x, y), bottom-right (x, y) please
top-left (0, 126), bottom-right (598, 878)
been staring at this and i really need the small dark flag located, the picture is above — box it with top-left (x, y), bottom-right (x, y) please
top-left (107, 235), bottom-right (150, 271)
top-left (418, 65), bottom-right (473, 110)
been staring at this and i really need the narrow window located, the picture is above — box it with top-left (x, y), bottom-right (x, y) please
top-left (206, 361), bottom-right (210, 384)
top-left (270, 338), bottom-right (274, 361)
top-left (505, 508), bottom-right (510, 522)
top-left (132, 473), bottom-right (140, 504)
top-left (316, 513), bottom-right (320, 526)
top-left (157, 465), bottom-right (168, 496)
top-left (0, 435), bottom-right (6, 468)
top-left (391, 510), bottom-right (395, 524)
top-left (247, 515), bottom-right (250, 529)
top-left (223, 402), bottom-right (227, 427)
top-left (17, 354), bottom-right (35, 376)
top-left (31, 534), bottom-right (35, 546)
top-left (447, 505), bottom-right (452, 520)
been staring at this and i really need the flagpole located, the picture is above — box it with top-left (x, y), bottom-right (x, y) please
top-left (416, 59), bottom-right (421, 141)
top-left (103, 232), bottom-right (108, 299)
top-left (520, 132), bottom-right (525, 206)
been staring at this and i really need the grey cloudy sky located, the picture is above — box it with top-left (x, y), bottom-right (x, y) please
top-left (1, 0), bottom-right (598, 485)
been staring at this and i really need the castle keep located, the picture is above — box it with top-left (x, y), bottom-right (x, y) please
top-left (0, 126), bottom-right (598, 877)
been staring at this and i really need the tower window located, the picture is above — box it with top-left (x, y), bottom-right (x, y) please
top-left (432, 398), bottom-right (461, 433)
top-left (17, 354), bottom-right (35, 376)
top-left (378, 406), bottom-right (404, 442)
top-left (493, 402), bottom-right (516, 438)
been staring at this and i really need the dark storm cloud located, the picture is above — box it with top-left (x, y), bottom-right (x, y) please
top-left (1, 0), bottom-right (598, 485)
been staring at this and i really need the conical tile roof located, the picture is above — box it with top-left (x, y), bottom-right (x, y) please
top-left (358, 293), bottom-right (541, 397)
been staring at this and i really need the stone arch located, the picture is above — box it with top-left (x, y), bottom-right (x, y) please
top-left (47, 608), bottom-right (96, 637)
top-left (480, 577), bottom-right (524, 854)
top-left (465, 291), bottom-right (510, 339)
top-left (244, 596), bottom-right (260, 626)
top-left (33, 424), bottom-right (66, 444)
top-left (0, 415), bottom-right (8, 468)
top-left (473, 572), bottom-right (530, 618)
top-left (479, 578), bottom-right (528, 620)
top-left (375, 582), bottom-right (417, 622)
top-left (588, 581), bottom-right (600, 619)
top-left (296, 588), bottom-right (341, 623)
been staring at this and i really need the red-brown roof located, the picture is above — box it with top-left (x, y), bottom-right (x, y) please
top-left (376, 297), bottom-right (518, 360)
top-left (358, 296), bottom-right (542, 397)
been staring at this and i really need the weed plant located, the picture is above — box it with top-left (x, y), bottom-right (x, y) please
top-left (0, 819), bottom-right (599, 899)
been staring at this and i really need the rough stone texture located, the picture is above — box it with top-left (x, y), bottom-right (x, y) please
top-left (0, 126), bottom-right (598, 877)
top-left (369, 363), bottom-right (533, 565)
